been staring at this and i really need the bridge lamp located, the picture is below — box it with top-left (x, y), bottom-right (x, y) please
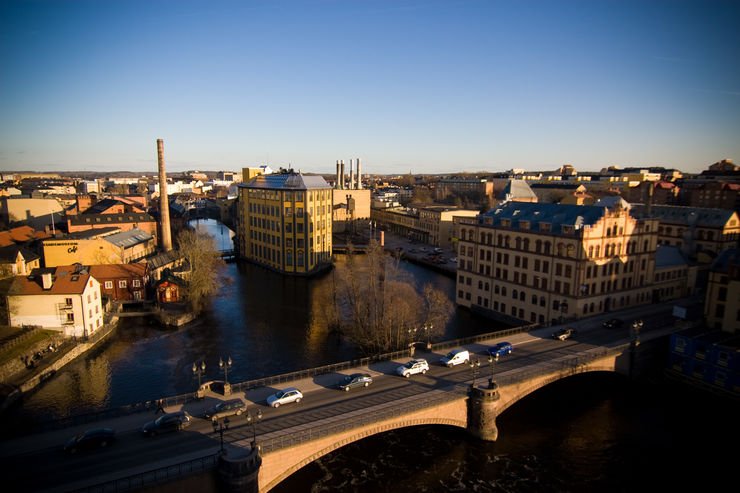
top-left (192, 360), bottom-right (206, 388)
top-left (219, 356), bottom-right (232, 384)
top-left (468, 358), bottom-right (481, 388)
top-left (212, 416), bottom-right (230, 453)
top-left (246, 409), bottom-right (263, 450)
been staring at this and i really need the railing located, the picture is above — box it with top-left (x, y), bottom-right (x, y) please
top-left (73, 454), bottom-right (219, 493)
top-left (18, 323), bottom-right (542, 435)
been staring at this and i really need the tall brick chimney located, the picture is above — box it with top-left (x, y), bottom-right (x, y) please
top-left (157, 139), bottom-right (173, 252)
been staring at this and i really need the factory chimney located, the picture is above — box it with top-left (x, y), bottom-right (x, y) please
top-left (335, 160), bottom-right (341, 189)
top-left (157, 139), bottom-right (173, 252)
top-left (340, 160), bottom-right (345, 189)
top-left (356, 157), bottom-right (362, 189)
top-left (349, 159), bottom-right (355, 190)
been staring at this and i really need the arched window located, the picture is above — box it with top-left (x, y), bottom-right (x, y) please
top-left (535, 240), bottom-right (542, 253)
top-left (515, 237), bottom-right (522, 250)
top-left (523, 238), bottom-right (530, 251)
top-left (520, 290), bottom-right (525, 301)
top-left (567, 245), bottom-right (575, 257)
top-left (505, 236), bottom-right (511, 248)
top-left (544, 241), bottom-right (552, 254)
top-left (513, 289), bottom-right (518, 299)
top-left (557, 243), bottom-right (565, 256)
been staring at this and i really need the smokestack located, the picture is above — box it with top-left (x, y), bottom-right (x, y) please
top-left (340, 160), bottom-right (345, 189)
top-left (157, 139), bottom-right (173, 252)
top-left (335, 160), bottom-right (340, 189)
top-left (349, 159), bottom-right (355, 190)
top-left (357, 157), bottom-right (362, 189)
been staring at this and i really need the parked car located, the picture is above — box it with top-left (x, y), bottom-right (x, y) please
top-left (440, 349), bottom-right (470, 367)
top-left (449, 257), bottom-right (458, 263)
top-left (338, 373), bottom-right (373, 391)
top-left (396, 359), bottom-right (430, 378)
top-left (266, 387), bottom-right (303, 408)
top-left (487, 342), bottom-right (513, 359)
top-left (552, 327), bottom-right (577, 340)
top-left (141, 411), bottom-right (192, 436)
top-left (602, 318), bottom-right (624, 329)
top-left (63, 428), bottom-right (116, 454)
top-left (433, 247), bottom-right (443, 253)
top-left (202, 398), bottom-right (248, 421)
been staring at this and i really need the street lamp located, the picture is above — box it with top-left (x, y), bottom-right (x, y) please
top-left (219, 356), bottom-right (232, 384)
top-left (468, 358), bottom-right (481, 388)
top-left (245, 408), bottom-right (263, 450)
top-left (192, 360), bottom-right (206, 388)
top-left (487, 353), bottom-right (496, 381)
top-left (212, 416), bottom-right (230, 453)
top-left (423, 323), bottom-right (433, 350)
top-left (407, 328), bottom-right (418, 356)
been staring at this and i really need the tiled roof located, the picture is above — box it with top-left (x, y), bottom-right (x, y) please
top-left (655, 245), bottom-right (688, 269)
top-left (498, 180), bottom-right (537, 200)
top-left (147, 250), bottom-right (183, 269)
top-left (8, 265), bottom-right (92, 296)
top-left (711, 248), bottom-right (740, 273)
top-left (239, 172), bottom-right (330, 190)
top-left (103, 228), bottom-right (153, 248)
top-left (0, 245), bottom-right (39, 263)
top-left (630, 204), bottom-right (736, 227)
top-left (89, 263), bottom-right (147, 279)
top-left (0, 226), bottom-right (51, 246)
top-left (479, 202), bottom-right (607, 233)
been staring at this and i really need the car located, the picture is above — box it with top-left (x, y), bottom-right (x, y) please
top-left (433, 247), bottom-right (443, 253)
top-left (63, 428), bottom-right (116, 454)
top-left (440, 349), bottom-right (470, 367)
top-left (449, 257), bottom-right (458, 263)
top-left (409, 248), bottom-right (416, 253)
top-left (202, 398), bottom-right (248, 421)
top-left (552, 327), bottom-right (577, 340)
top-left (338, 373), bottom-right (373, 391)
top-left (396, 358), bottom-right (430, 378)
top-left (487, 342), bottom-right (513, 359)
top-left (266, 387), bottom-right (303, 408)
top-left (602, 318), bottom-right (624, 329)
top-left (141, 411), bottom-right (192, 436)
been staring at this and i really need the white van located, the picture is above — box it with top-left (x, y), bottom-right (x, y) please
top-left (440, 349), bottom-right (470, 367)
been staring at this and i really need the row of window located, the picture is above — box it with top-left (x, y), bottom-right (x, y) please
top-left (102, 280), bottom-right (141, 289)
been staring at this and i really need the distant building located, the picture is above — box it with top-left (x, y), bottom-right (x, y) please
top-left (66, 212), bottom-right (158, 241)
top-left (0, 245), bottom-right (41, 279)
top-left (332, 189), bottom-right (371, 232)
top-left (529, 182), bottom-right (586, 203)
top-left (417, 206), bottom-right (480, 249)
top-left (498, 180), bottom-right (538, 203)
top-left (434, 178), bottom-right (495, 202)
top-left (6, 265), bottom-right (104, 337)
top-left (668, 327), bottom-right (740, 396)
top-left (652, 245), bottom-right (698, 301)
top-left (89, 263), bottom-right (149, 302)
top-left (42, 228), bottom-right (155, 267)
top-left (679, 180), bottom-right (740, 211)
top-left (1, 196), bottom-right (64, 229)
top-left (237, 171), bottom-right (333, 276)
top-left (625, 180), bottom-right (679, 206)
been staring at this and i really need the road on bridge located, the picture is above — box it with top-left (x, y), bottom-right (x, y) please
top-left (0, 306), bottom-right (680, 492)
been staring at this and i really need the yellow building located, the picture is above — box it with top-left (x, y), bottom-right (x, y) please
top-left (418, 206), bottom-right (479, 249)
top-left (456, 201), bottom-right (659, 324)
top-left (42, 228), bottom-right (155, 267)
top-left (237, 171), bottom-right (332, 275)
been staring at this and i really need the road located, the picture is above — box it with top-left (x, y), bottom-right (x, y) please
top-left (0, 306), bottom-right (681, 492)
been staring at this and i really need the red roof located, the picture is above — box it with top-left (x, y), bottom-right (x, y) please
top-left (9, 265), bottom-right (93, 296)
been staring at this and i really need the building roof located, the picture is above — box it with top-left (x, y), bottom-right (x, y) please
top-left (0, 226), bottom-right (51, 246)
top-left (479, 202), bottom-right (608, 233)
top-left (0, 244), bottom-right (40, 263)
top-left (629, 204), bottom-right (736, 227)
top-left (655, 245), bottom-right (689, 269)
top-left (89, 263), bottom-right (147, 279)
top-left (239, 171), bottom-right (330, 190)
top-left (498, 180), bottom-right (538, 201)
top-left (594, 196), bottom-right (631, 210)
top-left (8, 265), bottom-right (92, 296)
top-left (529, 182), bottom-right (583, 190)
top-left (710, 248), bottom-right (740, 273)
top-left (49, 227), bottom-right (121, 241)
top-left (103, 228), bottom-right (153, 248)
top-left (147, 249), bottom-right (183, 270)
top-left (67, 212), bottom-right (155, 226)
top-left (82, 198), bottom-right (125, 214)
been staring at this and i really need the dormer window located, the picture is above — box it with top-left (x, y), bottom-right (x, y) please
top-left (520, 221), bottom-right (529, 230)
top-left (540, 223), bottom-right (551, 232)
top-left (562, 225), bottom-right (574, 235)
top-left (501, 219), bottom-right (511, 227)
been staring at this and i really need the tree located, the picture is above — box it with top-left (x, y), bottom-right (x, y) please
top-left (175, 229), bottom-right (227, 314)
top-left (329, 241), bottom-right (453, 354)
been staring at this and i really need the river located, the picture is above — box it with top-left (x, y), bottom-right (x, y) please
top-left (11, 219), bottom-right (737, 491)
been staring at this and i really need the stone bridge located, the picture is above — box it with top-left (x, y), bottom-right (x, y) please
top-left (220, 343), bottom-right (640, 492)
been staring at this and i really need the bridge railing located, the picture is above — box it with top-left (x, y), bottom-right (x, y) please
top-left (18, 324), bottom-right (542, 435)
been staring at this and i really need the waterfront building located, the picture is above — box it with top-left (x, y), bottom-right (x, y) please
top-left (668, 326), bottom-right (740, 396)
top-left (704, 248), bottom-right (740, 333)
top-left (6, 265), bottom-right (104, 337)
top-left (456, 201), bottom-right (658, 324)
top-left (418, 206), bottom-right (479, 249)
top-left (89, 263), bottom-right (149, 302)
top-left (237, 171), bottom-right (332, 276)
top-left (332, 189), bottom-right (371, 233)
top-left (370, 206), bottom-right (420, 240)
top-left (652, 245), bottom-right (698, 301)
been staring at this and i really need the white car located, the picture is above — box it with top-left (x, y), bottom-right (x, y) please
top-left (440, 349), bottom-right (470, 367)
top-left (396, 359), bottom-right (430, 378)
top-left (266, 387), bottom-right (303, 408)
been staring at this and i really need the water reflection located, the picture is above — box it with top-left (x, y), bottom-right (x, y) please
top-left (13, 220), bottom-right (498, 420)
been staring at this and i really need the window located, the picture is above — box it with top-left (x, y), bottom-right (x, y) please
top-left (65, 297), bottom-right (73, 306)
top-left (119, 280), bottom-right (127, 288)
top-left (104, 281), bottom-right (113, 289)
top-left (133, 279), bottom-right (141, 288)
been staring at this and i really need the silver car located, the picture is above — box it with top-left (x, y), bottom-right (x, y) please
top-left (266, 387), bottom-right (303, 408)
top-left (396, 359), bottom-right (429, 378)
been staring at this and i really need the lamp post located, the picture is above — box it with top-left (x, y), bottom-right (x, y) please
top-left (245, 409), bottom-right (263, 450)
top-left (407, 328), bottom-right (417, 356)
top-left (468, 358), bottom-right (481, 388)
top-left (192, 360), bottom-right (206, 388)
top-left (423, 323), bottom-right (433, 350)
top-left (212, 416), bottom-right (230, 453)
top-left (219, 356), bottom-right (232, 384)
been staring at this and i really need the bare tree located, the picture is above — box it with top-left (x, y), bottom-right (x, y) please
top-left (331, 240), bottom-right (452, 354)
top-left (175, 229), bottom-right (227, 314)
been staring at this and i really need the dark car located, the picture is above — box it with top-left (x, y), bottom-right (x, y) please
top-left (552, 327), bottom-right (577, 341)
top-left (338, 373), bottom-right (373, 391)
top-left (203, 399), bottom-right (247, 421)
top-left (63, 428), bottom-right (116, 454)
top-left (487, 342), bottom-right (513, 359)
top-left (141, 411), bottom-right (192, 436)
top-left (602, 318), bottom-right (624, 329)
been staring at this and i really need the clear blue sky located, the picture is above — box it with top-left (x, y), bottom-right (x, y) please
top-left (1, 0), bottom-right (738, 175)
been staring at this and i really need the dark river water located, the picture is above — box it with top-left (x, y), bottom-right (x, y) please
top-left (10, 220), bottom-right (737, 491)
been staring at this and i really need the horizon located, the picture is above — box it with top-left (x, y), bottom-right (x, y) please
top-left (1, 0), bottom-right (738, 175)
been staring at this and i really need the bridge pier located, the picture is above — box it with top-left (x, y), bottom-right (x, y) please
top-left (467, 378), bottom-right (500, 441)
top-left (217, 445), bottom-right (261, 493)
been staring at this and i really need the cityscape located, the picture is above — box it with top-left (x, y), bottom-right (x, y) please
top-left (1, 1), bottom-right (739, 492)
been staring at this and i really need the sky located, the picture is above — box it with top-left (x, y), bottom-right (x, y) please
top-left (1, 0), bottom-right (739, 175)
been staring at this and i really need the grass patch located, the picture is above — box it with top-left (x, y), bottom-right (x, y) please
top-left (0, 330), bottom-right (58, 365)
top-left (0, 326), bottom-right (24, 343)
